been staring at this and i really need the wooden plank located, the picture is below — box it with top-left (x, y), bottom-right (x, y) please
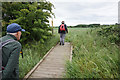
top-left (23, 42), bottom-right (71, 79)
top-left (23, 43), bottom-right (57, 80)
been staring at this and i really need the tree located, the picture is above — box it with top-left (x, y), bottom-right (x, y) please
top-left (2, 1), bottom-right (55, 43)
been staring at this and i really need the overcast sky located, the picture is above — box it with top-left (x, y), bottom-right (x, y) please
top-left (47, 0), bottom-right (119, 26)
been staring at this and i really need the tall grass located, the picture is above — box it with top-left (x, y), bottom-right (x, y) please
top-left (19, 33), bottom-right (59, 78)
top-left (64, 28), bottom-right (119, 78)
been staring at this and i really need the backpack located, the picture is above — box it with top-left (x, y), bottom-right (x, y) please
top-left (60, 24), bottom-right (65, 31)
top-left (0, 39), bottom-right (15, 79)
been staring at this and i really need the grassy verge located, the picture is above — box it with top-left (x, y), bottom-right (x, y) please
top-left (64, 28), bottom-right (119, 78)
top-left (19, 33), bottom-right (59, 78)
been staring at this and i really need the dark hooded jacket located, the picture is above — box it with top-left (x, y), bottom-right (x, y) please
top-left (58, 23), bottom-right (68, 34)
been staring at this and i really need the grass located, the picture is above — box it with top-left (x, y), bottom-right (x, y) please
top-left (19, 27), bottom-right (120, 78)
top-left (19, 33), bottom-right (59, 78)
top-left (62, 28), bottom-right (120, 78)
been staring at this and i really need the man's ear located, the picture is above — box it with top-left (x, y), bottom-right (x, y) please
top-left (16, 32), bottom-right (19, 35)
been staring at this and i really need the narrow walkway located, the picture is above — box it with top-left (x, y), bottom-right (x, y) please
top-left (27, 42), bottom-right (71, 78)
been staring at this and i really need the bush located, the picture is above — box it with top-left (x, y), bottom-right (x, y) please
top-left (97, 25), bottom-right (120, 44)
top-left (2, 2), bottom-right (54, 44)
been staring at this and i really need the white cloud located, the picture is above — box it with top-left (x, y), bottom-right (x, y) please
top-left (47, 0), bottom-right (119, 26)
top-left (48, 0), bottom-right (119, 3)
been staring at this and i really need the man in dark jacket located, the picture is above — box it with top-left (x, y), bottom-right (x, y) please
top-left (0, 23), bottom-right (25, 80)
top-left (58, 21), bottom-right (68, 45)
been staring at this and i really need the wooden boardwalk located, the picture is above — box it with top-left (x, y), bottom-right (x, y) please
top-left (24, 42), bottom-right (72, 79)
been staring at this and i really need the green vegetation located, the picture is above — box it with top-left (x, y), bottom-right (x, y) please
top-left (64, 28), bottom-right (119, 78)
top-left (19, 34), bottom-right (59, 78)
top-left (2, 1), bottom-right (54, 43)
top-left (98, 25), bottom-right (120, 44)
top-left (2, 1), bottom-right (120, 79)
top-left (71, 24), bottom-right (100, 28)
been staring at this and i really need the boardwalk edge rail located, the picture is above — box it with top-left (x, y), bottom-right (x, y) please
top-left (70, 43), bottom-right (73, 62)
top-left (23, 43), bottom-right (58, 80)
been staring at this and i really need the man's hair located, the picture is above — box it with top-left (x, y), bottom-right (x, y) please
top-left (62, 21), bottom-right (64, 24)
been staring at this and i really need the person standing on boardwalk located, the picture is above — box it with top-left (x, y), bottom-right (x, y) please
top-left (58, 21), bottom-right (68, 45)
top-left (0, 23), bottom-right (25, 80)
